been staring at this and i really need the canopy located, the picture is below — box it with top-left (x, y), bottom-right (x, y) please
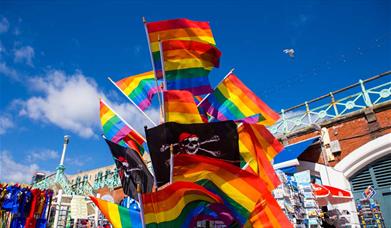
top-left (273, 137), bottom-right (317, 165)
top-left (312, 183), bottom-right (353, 206)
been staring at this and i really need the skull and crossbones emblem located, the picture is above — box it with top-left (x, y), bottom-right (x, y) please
top-left (160, 132), bottom-right (221, 157)
top-left (116, 156), bottom-right (142, 179)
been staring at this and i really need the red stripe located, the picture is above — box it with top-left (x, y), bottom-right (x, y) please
top-left (164, 90), bottom-right (196, 103)
top-left (146, 18), bottom-right (211, 33)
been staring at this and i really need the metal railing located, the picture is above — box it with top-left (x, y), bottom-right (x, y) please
top-left (269, 71), bottom-right (391, 136)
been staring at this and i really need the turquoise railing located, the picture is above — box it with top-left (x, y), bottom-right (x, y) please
top-left (269, 71), bottom-right (391, 136)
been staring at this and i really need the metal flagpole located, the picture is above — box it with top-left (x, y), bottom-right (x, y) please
top-left (158, 36), bottom-right (167, 122)
top-left (137, 184), bottom-right (146, 228)
top-left (100, 99), bottom-right (147, 142)
top-left (108, 77), bottom-right (157, 126)
top-left (197, 68), bottom-right (235, 107)
top-left (142, 16), bottom-right (164, 122)
top-left (169, 144), bottom-right (174, 184)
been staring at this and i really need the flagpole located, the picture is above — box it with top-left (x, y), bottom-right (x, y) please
top-left (197, 68), bottom-right (235, 107)
top-left (108, 77), bottom-right (157, 126)
top-left (169, 144), bottom-right (174, 184)
top-left (100, 99), bottom-right (147, 142)
top-left (158, 36), bottom-right (167, 122)
top-left (142, 16), bottom-right (164, 122)
top-left (137, 184), bottom-right (146, 228)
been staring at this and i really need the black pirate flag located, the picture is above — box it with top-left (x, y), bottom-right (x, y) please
top-left (145, 121), bottom-right (240, 186)
top-left (104, 139), bottom-right (154, 197)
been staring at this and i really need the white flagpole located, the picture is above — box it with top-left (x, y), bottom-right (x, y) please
top-left (142, 16), bottom-right (164, 122)
top-left (197, 68), bottom-right (235, 107)
top-left (137, 184), bottom-right (146, 228)
top-left (100, 99), bottom-right (147, 142)
top-left (107, 77), bottom-right (157, 126)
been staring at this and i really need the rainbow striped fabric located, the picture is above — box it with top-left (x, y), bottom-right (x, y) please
top-left (161, 40), bottom-right (221, 95)
top-left (100, 99), bottom-right (146, 156)
top-left (173, 154), bottom-right (290, 226)
top-left (114, 71), bottom-right (159, 111)
top-left (90, 196), bottom-right (142, 228)
top-left (164, 90), bottom-right (203, 124)
top-left (143, 181), bottom-right (223, 227)
top-left (238, 123), bottom-right (283, 192)
top-left (146, 18), bottom-right (216, 79)
top-left (200, 73), bottom-right (280, 126)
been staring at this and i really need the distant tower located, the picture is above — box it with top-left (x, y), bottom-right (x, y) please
top-left (56, 135), bottom-right (70, 181)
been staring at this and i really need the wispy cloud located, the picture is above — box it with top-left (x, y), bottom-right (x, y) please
top-left (0, 150), bottom-right (40, 184)
top-left (0, 17), bottom-right (9, 33)
top-left (0, 62), bottom-right (19, 80)
top-left (14, 45), bottom-right (35, 66)
top-left (26, 149), bottom-right (59, 162)
top-left (0, 115), bottom-right (14, 135)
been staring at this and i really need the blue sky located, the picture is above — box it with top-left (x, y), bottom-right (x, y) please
top-left (0, 0), bottom-right (390, 183)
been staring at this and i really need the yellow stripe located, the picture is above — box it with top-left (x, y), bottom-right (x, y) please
top-left (166, 112), bottom-right (203, 124)
top-left (107, 202), bottom-right (122, 228)
top-left (164, 58), bottom-right (215, 71)
top-left (100, 109), bottom-right (115, 126)
top-left (120, 72), bottom-right (154, 94)
top-left (150, 36), bottom-right (216, 52)
top-left (217, 83), bottom-right (255, 117)
top-left (174, 172), bottom-right (259, 210)
top-left (144, 194), bottom-right (216, 223)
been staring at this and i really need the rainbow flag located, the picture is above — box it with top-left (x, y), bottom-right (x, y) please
top-left (238, 123), bottom-right (282, 192)
top-left (164, 90), bottom-right (203, 124)
top-left (145, 18), bottom-right (216, 79)
top-left (99, 99), bottom-right (145, 156)
top-left (90, 196), bottom-right (142, 228)
top-left (114, 71), bottom-right (159, 111)
top-left (173, 154), bottom-right (290, 226)
top-left (142, 181), bottom-right (223, 227)
top-left (200, 73), bottom-right (280, 126)
top-left (161, 40), bottom-right (221, 95)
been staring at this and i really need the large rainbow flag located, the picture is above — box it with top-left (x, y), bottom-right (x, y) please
top-left (99, 99), bottom-right (145, 156)
top-left (238, 123), bottom-right (282, 192)
top-left (142, 181), bottom-right (223, 227)
top-left (161, 39), bottom-right (221, 95)
top-left (114, 71), bottom-right (159, 111)
top-left (90, 196), bottom-right (142, 228)
top-left (164, 90), bottom-right (203, 123)
top-left (199, 73), bottom-right (280, 126)
top-left (145, 18), bottom-right (216, 79)
top-left (173, 154), bottom-right (291, 227)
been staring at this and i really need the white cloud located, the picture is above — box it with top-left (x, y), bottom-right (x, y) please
top-left (0, 62), bottom-right (19, 79)
top-left (26, 149), bottom-right (59, 162)
top-left (17, 70), bottom-right (160, 138)
top-left (0, 150), bottom-right (40, 184)
top-left (0, 115), bottom-right (14, 135)
top-left (19, 70), bottom-right (103, 138)
top-left (0, 17), bottom-right (9, 33)
top-left (14, 45), bottom-right (35, 66)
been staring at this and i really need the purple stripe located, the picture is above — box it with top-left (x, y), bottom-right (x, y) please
top-left (111, 126), bottom-right (131, 143)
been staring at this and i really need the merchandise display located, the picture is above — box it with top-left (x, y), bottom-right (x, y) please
top-left (357, 198), bottom-right (386, 228)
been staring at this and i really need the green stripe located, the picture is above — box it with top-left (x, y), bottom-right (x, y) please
top-left (214, 88), bottom-right (246, 118)
top-left (103, 116), bottom-right (121, 131)
top-left (146, 201), bottom-right (211, 228)
top-left (118, 205), bottom-right (132, 227)
top-left (165, 68), bottom-right (210, 80)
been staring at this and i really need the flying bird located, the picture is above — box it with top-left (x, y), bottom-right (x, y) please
top-left (283, 48), bottom-right (295, 58)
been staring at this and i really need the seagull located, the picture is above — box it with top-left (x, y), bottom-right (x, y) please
top-left (283, 48), bottom-right (295, 58)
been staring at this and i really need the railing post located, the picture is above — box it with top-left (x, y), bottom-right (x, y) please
top-left (305, 101), bottom-right (312, 124)
top-left (330, 92), bottom-right (339, 116)
top-left (359, 79), bottom-right (372, 106)
top-left (281, 109), bottom-right (288, 134)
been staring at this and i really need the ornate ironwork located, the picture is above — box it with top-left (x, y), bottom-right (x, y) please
top-left (270, 71), bottom-right (391, 136)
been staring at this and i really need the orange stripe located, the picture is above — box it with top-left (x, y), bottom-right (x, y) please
top-left (148, 27), bottom-right (214, 43)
